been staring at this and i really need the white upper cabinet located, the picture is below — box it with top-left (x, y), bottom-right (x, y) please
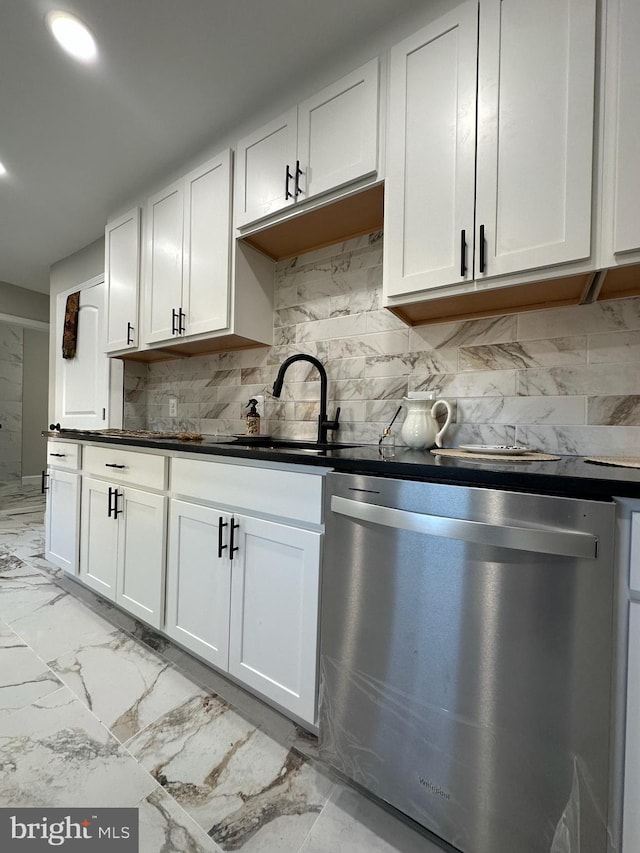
top-left (384, 2), bottom-right (478, 296)
top-left (105, 208), bottom-right (141, 353)
top-left (600, 0), bottom-right (640, 267)
top-left (235, 59), bottom-right (379, 229)
top-left (143, 149), bottom-right (232, 346)
top-left (384, 0), bottom-right (596, 300)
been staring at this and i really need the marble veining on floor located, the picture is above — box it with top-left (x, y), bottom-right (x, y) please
top-left (0, 491), bottom-right (443, 853)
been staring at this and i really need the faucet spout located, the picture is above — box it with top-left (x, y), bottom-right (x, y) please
top-left (272, 353), bottom-right (340, 444)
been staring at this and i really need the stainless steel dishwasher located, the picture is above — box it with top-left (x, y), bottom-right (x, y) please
top-left (319, 472), bottom-right (616, 853)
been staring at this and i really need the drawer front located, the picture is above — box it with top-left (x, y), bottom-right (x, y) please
top-left (171, 457), bottom-right (324, 525)
top-left (83, 445), bottom-right (167, 490)
top-left (47, 441), bottom-right (81, 470)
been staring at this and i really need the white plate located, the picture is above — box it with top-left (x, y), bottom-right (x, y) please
top-left (458, 444), bottom-right (531, 455)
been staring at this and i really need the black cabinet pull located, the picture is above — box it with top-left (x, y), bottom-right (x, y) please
top-left (105, 463), bottom-right (126, 469)
top-left (49, 453), bottom-right (66, 457)
top-left (127, 322), bottom-right (134, 345)
top-left (294, 160), bottom-right (303, 196)
top-left (108, 487), bottom-right (123, 519)
top-left (179, 308), bottom-right (186, 334)
top-left (41, 471), bottom-right (49, 493)
top-left (171, 308), bottom-right (179, 335)
top-left (285, 164), bottom-right (294, 200)
top-left (460, 229), bottom-right (466, 277)
top-left (479, 224), bottom-right (486, 273)
top-left (230, 517), bottom-right (240, 560)
top-left (218, 516), bottom-right (228, 558)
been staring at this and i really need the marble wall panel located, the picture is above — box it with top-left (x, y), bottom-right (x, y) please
top-left (126, 234), bottom-right (640, 456)
top-left (0, 324), bottom-right (23, 485)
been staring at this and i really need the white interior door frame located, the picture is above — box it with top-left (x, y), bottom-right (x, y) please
top-left (54, 275), bottom-right (123, 429)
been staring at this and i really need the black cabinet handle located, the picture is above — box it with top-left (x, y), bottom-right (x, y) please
top-left (294, 160), bottom-right (303, 196)
top-left (479, 224), bottom-right (486, 273)
top-left (49, 453), bottom-right (66, 457)
top-left (218, 516), bottom-right (228, 559)
top-left (179, 309), bottom-right (186, 335)
top-left (41, 471), bottom-right (49, 493)
top-left (285, 164), bottom-right (294, 200)
top-left (460, 229), bottom-right (466, 277)
top-left (127, 322), bottom-right (134, 345)
top-left (230, 518), bottom-right (240, 560)
top-left (105, 463), bottom-right (126, 469)
top-left (171, 308), bottom-right (179, 335)
top-left (108, 487), bottom-right (123, 519)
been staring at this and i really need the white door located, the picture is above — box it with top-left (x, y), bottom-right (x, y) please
top-left (182, 151), bottom-right (232, 337)
top-left (117, 487), bottom-right (166, 629)
top-left (105, 207), bottom-right (140, 352)
top-left (298, 59), bottom-right (379, 202)
top-left (165, 500), bottom-right (231, 669)
top-left (228, 514), bottom-right (321, 724)
top-left (79, 476), bottom-right (118, 600)
top-left (144, 180), bottom-right (184, 344)
top-left (45, 468), bottom-right (80, 574)
top-left (475, 0), bottom-right (596, 279)
top-left (55, 282), bottom-right (112, 429)
top-left (384, 2), bottom-right (478, 297)
top-left (235, 108), bottom-right (297, 227)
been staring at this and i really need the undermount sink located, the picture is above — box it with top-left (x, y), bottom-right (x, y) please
top-left (227, 437), bottom-right (361, 452)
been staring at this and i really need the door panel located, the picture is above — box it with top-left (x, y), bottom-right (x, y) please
top-left (79, 477), bottom-right (117, 599)
top-left (475, 0), bottom-right (596, 277)
top-left (165, 500), bottom-right (231, 668)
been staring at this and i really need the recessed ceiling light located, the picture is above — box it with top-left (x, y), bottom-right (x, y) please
top-left (0, 162), bottom-right (6, 177)
top-left (46, 10), bottom-right (97, 63)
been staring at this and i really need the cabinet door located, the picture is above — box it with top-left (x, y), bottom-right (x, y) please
top-left (384, 3), bottom-right (478, 297)
top-left (45, 469), bottom-right (80, 574)
top-left (79, 477), bottom-right (118, 600)
top-left (228, 515), bottom-right (321, 724)
top-left (165, 500), bottom-right (231, 668)
top-left (105, 208), bottom-right (140, 352)
top-left (601, 0), bottom-right (640, 262)
top-left (235, 108), bottom-right (297, 227)
top-left (117, 487), bottom-right (166, 629)
top-left (475, 0), bottom-right (596, 279)
top-left (297, 59), bottom-right (378, 203)
top-left (624, 603), bottom-right (640, 852)
top-left (182, 151), bottom-right (232, 337)
top-left (144, 179), bottom-right (184, 344)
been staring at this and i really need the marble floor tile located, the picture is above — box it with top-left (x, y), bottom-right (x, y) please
top-left (49, 630), bottom-right (203, 743)
top-left (0, 686), bottom-right (157, 807)
top-left (299, 784), bottom-right (444, 853)
top-left (137, 786), bottom-right (224, 853)
top-left (0, 640), bottom-right (62, 713)
top-left (6, 588), bottom-right (117, 661)
top-left (0, 568), bottom-right (67, 623)
top-left (126, 692), bottom-right (335, 851)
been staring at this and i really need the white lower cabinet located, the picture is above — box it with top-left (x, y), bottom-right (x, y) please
top-left (165, 500), bottom-right (231, 669)
top-left (624, 602), bottom-right (640, 852)
top-left (228, 514), bottom-right (321, 725)
top-left (166, 465), bottom-right (323, 727)
top-left (45, 468), bottom-right (81, 574)
top-left (80, 477), bottom-right (166, 629)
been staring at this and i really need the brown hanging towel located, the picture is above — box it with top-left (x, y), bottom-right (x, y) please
top-left (62, 291), bottom-right (80, 359)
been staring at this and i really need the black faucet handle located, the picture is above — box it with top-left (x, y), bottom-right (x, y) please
top-left (324, 407), bottom-right (340, 431)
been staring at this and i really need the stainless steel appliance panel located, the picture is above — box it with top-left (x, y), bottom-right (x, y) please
top-left (319, 472), bottom-right (616, 853)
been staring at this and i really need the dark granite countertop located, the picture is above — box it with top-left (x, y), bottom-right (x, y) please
top-left (44, 430), bottom-right (640, 501)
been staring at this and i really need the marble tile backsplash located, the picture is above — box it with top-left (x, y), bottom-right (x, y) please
top-left (0, 323), bottom-right (23, 484)
top-left (124, 232), bottom-right (640, 456)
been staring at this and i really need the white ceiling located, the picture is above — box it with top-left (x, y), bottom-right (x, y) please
top-left (1, 0), bottom-right (427, 295)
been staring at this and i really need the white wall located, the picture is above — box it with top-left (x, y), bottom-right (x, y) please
top-left (22, 328), bottom-right (49, 477)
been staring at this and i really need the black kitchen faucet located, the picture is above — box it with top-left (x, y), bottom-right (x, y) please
top-left (272, 353), bottom-right (340, 444)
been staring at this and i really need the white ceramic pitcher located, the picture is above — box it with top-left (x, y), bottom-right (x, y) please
top-left (400, 396), bottom-right (453, 450)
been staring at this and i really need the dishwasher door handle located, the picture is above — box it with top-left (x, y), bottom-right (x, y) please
top-left (331, 496), bottom-right (598, 559)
